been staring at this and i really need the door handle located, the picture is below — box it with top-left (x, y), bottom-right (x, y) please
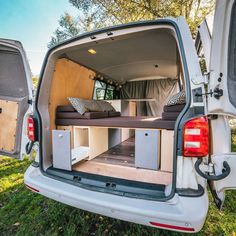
top-left (195, 158), bottom-right (231, 181)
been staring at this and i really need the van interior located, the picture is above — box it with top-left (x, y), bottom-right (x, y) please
top-left (39, 26), bottom-right (186, 198)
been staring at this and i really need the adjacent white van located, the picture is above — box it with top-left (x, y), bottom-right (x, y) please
top-left (0, 0), bottom-right (235, 233)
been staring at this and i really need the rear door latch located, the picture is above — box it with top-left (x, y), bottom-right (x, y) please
top-left (195, 86), bottom-right (223, 99)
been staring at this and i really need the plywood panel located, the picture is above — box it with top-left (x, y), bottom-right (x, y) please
top-left (73, 127), bottom-right (89, 148)
top-left (129, 102), bottom-right (136, 116)
top-left (73, 161), bottom-right (172, 185)
top-left (49, 59), bottom-right (95, 130)
top-left (89, 127), bottom-right (108, 159)
top-left (0, 99), bottom-right (18, 152)
top-left (161, 130), bottom-right (174, 172)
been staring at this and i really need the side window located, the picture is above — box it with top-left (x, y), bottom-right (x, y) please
top-left (195, 33), bottom-right (208, 74)
top-left (93, 80), bottom-right (115, 100)
top-left (195, 18), bottom-right (212, 74)
top-left (105, 85), bottom-right (115, 100)
top-left (228, 1), bottom-right (236, 107)
top-left (93, 80), bottom-right (106, 100)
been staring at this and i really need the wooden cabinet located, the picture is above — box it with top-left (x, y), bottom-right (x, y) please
top-left (53, 126), bottom-right (108, 170)
top-left (160, 130), bottom-right (174, 172)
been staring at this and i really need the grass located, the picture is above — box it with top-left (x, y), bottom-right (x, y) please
top-left (0, 157), bottom-right (235, 236)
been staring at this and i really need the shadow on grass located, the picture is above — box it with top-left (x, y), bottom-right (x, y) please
top-left (0, 156), bottom-right (235, 236)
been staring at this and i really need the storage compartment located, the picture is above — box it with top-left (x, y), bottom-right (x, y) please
top-left (135, 130), bottom-right (160, 170)
top-left (52, 129), bottom-right (89, 170)
top-left (52, 125), bottom-right (174, 185)
top-left (72, 135), bottom-right (172, 185)
top-left (53, 126), bottom-right (108, 169)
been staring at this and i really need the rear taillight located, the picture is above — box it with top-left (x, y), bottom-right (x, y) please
top-left (27, 116), bottom-right (36, 142)
top-left (183, 116), bottom-right (209, 157)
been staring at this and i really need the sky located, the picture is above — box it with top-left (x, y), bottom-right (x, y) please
top-left (0, 1), bottom-right (215, 76)
top-left (0, 0), bottom-right (78, 75)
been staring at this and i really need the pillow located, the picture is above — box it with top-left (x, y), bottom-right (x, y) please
top-left (166, 90), bottom-right (186, 106)
top-left (68, 98), bottom-right (102, 114)
top-left (96, 100), bottom-right (116, 112)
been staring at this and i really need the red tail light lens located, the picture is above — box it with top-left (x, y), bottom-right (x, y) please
top-left (183, 116), bottom-right (209, 157)
top-left (27, 116), bottom-right (36, 142)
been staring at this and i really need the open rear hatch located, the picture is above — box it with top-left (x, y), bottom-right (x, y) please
top-left (36, 19), bottom-right (193, 200)
top-left (0, 39), bottom-right (32, 160)
top-left (196, 0), bottom-right (236, 208)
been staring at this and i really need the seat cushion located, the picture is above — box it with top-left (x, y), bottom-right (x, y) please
top-left (162, 112), bottom-right (180, 121)
top-left (84, 111), bottom-right (109, 119)
top-left (97, 100), bottom-right (116, 112)
top-left (56, 116), bottom-right (176, 130)
top-left (163, 104), bottom-right (185, 112)
top-left (57, 105), bottom-right (75, 112)
top-left (108, 111), bottom-right (121, 117)
top-left (57, 112), bottom-right (86, 119)
top-left (68, 98), bottom-right (102, 114)
top-left (166, 91), bottom-right (186, 106)
top-left (56, 111), bottom-right (108, 119)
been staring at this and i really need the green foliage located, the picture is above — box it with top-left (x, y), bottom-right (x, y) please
top-left (48, 13), bottom-right (81, 48)
top-left (0, 155), bottom-right (235, 236)
top-left (48, 0), bottom-right (215, 48)
top-left (32, 76), bottom-right (39, 89)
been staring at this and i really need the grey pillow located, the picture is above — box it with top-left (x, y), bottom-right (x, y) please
top-left (97, 100), bottom-right (115, 112)
top-left (166, 90), bottom-right (186, 106)
top-left (68, 98), bottom-right (102, 114)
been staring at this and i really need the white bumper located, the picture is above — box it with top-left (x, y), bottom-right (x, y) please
top-left (24, 165), bottom-right (209, 233)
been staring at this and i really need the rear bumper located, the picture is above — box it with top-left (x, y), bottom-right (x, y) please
top-left (24, 165), bottom-right (209, 233)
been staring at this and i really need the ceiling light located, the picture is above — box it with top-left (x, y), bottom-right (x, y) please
top-left (88, 48), bottom-right (97, 54)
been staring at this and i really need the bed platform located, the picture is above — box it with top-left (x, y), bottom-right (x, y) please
top-left (56, 115), bottom-right (176, 130)
top-left (55, 104), bottom-right (185, 130)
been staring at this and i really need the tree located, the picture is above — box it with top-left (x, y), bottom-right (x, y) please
top-left (48, 0), bottom-right (215, 48)
top-left (32, 76), bottom-right (39, 89)
top-left (48, 13), bottom-right (80, 48)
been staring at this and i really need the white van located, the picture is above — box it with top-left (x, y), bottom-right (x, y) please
top-left (0, 0), bottom-right (235, 233)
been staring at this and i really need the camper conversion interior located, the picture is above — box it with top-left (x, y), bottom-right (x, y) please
top-left (39, 25), bottom-right (186, 198)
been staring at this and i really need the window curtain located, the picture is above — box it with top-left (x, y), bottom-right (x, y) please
top-left (120, 78), bottom-right (178, 116)
top-left (120, 80), bottom-right (147, 116)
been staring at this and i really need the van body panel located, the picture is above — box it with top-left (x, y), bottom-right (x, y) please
top-left (212, 154), bottom-right (236, 192)
top-left (208, 0), bottom-right (236, 116)
top-left (207, 0), bottom-right (236, 207)
top-left (25, 165), bottom-right (208, 233)
top-left (0, 39), bottom-right (32, 159)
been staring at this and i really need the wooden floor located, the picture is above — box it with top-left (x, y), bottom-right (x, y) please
top-left (92, 137), bottom-right (135, 167)
top-left (73, 138), bottom-right (172, 185)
